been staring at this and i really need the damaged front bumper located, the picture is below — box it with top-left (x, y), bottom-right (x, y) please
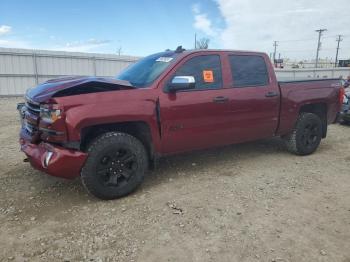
top-left (18, 102), bottom-right (87, 179)
top-left (20, 135), bottom-right (87, 179)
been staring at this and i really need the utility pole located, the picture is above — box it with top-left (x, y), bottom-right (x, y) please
top-left (335, 35), bottom-right (343, 67)
top-left (273, 41), bottom-right (278, 64)
top-left (315, 29), bottom-right (327, 68)
top-left (117, 46), bottom-right (122, 56)
top-left (194, 33), bottom-right (197, 49)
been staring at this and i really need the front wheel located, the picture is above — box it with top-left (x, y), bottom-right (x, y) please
top-left (81, 132), bottom-right (148, 200)
top-left (283, 113), bottom-right (323, 155)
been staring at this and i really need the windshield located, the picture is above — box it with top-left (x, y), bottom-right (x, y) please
top-left (116, 51), bottom-right (178, 87)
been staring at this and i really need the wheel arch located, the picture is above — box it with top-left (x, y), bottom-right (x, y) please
top-left (80, 121), bottom-right (156, 164)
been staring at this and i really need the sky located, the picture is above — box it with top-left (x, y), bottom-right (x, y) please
top-left (0, 0), bottom-right (349, 61)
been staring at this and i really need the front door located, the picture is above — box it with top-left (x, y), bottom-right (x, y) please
top-left (159, 53), bottom-right (233, 154)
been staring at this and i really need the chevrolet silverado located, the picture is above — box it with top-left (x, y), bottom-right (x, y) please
top-left (18, 47), bottom-right (344, 199)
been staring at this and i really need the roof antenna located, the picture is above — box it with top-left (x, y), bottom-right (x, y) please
top-left (175, 45), bottom-right (185, 53)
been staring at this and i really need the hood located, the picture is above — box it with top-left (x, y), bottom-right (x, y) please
top-left (26, 76), bottom-right (133, 103)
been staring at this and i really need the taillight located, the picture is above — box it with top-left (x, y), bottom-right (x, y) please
top-left (339, 87), bottom-right (345, 105)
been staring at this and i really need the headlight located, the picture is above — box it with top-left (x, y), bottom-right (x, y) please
top-left (40, 104), bottom-right (62, 124)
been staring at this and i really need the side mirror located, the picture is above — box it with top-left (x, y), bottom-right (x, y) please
top-left (167, 76), bottom-right (195, 92)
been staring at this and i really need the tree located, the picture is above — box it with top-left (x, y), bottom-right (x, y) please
top-left (196, 38), bottom-right (210, 49)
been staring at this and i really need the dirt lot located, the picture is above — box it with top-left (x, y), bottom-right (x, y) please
top-left (0, 97), bottom-right (349, 262)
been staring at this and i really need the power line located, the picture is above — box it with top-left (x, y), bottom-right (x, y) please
top-left (335, 35), bottom-right (343, 67)
top-left (315, 28), bottom-right (327, 68)
top-left (323, 34), bottom-right (350, 39)
top-left (280, 34), bottom-right (347, 42)
top-left (273, 33), bottom-right (350, 60)
top-left (279, 48), bottom-right (337, 53)
top-left (277, 34), bottom-right (349, 43)
top-left (279, 49), bottom-right (321, 53)
top-left (278, 38), bottom-right (315, 43)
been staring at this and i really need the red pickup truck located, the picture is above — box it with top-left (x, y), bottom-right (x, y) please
top-left (18, 48), bottom-right (344, 199)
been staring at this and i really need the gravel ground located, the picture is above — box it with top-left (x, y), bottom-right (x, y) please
top-left (0, 97), bottom-right (350, 262)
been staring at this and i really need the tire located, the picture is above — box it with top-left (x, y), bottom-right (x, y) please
top-left (284, 113), bottom-right (323, 156)
top-left (81, 132), bottom-right (148, 200)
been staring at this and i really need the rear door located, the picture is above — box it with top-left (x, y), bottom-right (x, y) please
top-left (224, 53), bottom-right (280, 143)
top-left (158, 53), bottom-right (233, 154)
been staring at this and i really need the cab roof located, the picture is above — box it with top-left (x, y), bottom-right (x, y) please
top-left (182, 49), bottom-right (267, 56)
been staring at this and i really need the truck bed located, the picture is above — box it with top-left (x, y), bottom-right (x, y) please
top-left (277, 78), bottom-right (342, 136)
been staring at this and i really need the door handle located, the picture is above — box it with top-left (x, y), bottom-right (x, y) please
top-left (265, 91), bottom-right (278, 97)
top-left (213, 96), bottom-right (229, 103)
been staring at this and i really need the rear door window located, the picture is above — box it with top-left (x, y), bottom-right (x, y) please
top-left (229, 55), bottom-right (269, 87)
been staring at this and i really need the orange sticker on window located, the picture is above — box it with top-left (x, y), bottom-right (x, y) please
top-left (203, 70), bottom-right (214, 83)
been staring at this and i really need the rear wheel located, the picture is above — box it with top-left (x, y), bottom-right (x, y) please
top-left (81, 132), bottom-right (148, 200)
top-left (284, 113), bottom-right (323, 155)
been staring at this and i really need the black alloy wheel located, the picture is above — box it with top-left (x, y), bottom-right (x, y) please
top-left (81, 132), bottom-right (148, 200)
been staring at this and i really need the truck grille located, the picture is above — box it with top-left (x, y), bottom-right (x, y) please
top-left (23, 97), bottom-right (40, 138)
top-left (24, 121), bottom-right (38, 135)
top-left (25, 99), bottom-right (40, 116)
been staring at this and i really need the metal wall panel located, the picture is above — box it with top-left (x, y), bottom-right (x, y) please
top-left (0, 76), bottom-right (36, 95)
top-left (0, 54), bottom-right (35, 74)
top-left (275, 68), bottom-right (350, 81)
top-left (0, 47), bottom-right (139, 95)
top-left (95, 59), bottom-right (131, 77)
